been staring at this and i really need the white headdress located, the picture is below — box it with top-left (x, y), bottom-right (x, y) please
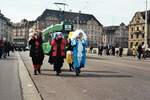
top-left (70, 29), bottom-right (87, 41)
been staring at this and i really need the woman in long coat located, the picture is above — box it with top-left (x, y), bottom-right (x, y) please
top-left (50, 33), bottom-right (66, 75)
top-left (29, 32), bottom-right (44, 75)
top-left (71, 30), bottom-right (87, 76)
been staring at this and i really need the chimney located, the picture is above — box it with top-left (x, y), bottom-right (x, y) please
top-left (59, 8), bottom-right (62, 11)
top-left (69, 9), bottom-right (72, 12)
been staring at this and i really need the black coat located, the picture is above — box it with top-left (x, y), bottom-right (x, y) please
top-left (29, 38), bottom-right (44, 65)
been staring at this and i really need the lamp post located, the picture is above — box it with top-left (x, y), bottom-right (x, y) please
top-left (76, 11), bottom-right (81, 29)
top-left (144, 0), bottom-right (148, 49)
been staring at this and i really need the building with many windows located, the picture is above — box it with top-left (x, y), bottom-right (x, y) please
top-left (0, 10), bottom-right (12, 42)
top-left (103, 26), bottom-right (119, 47)
top-left (12, 19), bottom-right (35, 48)
top-left (128, 10), bottom-right (150, 49)
top-left (114, 23), bottom-right (128, 48)
top-left (103, 23), bottom-right (128, 48)
top-left (34, 9), bottom-right (103, 47)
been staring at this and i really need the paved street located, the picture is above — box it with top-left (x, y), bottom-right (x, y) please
top-left (0, 52), bottom-right (22, 100)
top-left (20, 51), bottom-right (150, 100)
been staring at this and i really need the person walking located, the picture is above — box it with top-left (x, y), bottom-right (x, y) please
top-left (119, 46), bottom-right (123, 57)
top-left (50, 33), bottom-right (66, 75)
top-left (29, 32), bottom-right (44, 75)
top-left (111, 46), bottom-right (115, 56)
top-left (90, 46), bottom-right (93, 54)
top-left (142, 44), bottom-right (146, 60)
top-left (3, 40), bottom-right (8, 58)
top-left (71, 30), bottom-right (87, 76)
top-left (6, 42), bottom-right (11, 56)
top-left (98, 46), bottom-right (101, 56)
top-left (0, 39), bottom-right (3, 58)
top-left (66, 39), bottom-right (74, 71)
top-left (137, 44), bottom-right (143, 60)
top-left (132, 46), bottom-right (137, 58)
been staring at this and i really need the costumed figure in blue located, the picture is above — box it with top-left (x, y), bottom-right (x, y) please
top-left (71, 30), bottom-right (87, 76)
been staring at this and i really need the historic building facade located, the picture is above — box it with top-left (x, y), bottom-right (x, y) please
top-left (12, 19), bottom-right (35, 48)
top-left (128, 10), bottom-right (150, 49)
top-left (34, 9), bottom-right (103, 47)
top-left (114, 23), bottom-right (128, 48)
top-left (0, 10), bottom-right (13, 42)
top-left (103, 26), bottom-right (118, 47)
top-left (103, 23), bottom-right (128, 48)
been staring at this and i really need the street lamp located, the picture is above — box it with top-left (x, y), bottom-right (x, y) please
top-left (76, 11), bottom-right (81, 29)
top-left (144, 0), bottom-right (148, 49)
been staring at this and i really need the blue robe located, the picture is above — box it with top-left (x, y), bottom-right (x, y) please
top-left (71, 39), bottom-right (86, 68)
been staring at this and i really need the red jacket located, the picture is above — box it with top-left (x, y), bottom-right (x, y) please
top-left (51, 38), bottom-right (66, 57)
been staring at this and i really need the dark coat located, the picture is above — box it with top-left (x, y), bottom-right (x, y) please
top-left (29, 38), bottom-right (44, 65)
top-left (137, 45), bottom-right (143, 54)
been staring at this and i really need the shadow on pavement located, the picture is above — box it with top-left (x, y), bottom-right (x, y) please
top-left (40, 69), bottom-right (132, 78)
top-left (87, 56), bottom-right (108, 60)
top-left (81, 70), bottom-right (118, 73)
top-left (0, 57), bottom-right (18, 61)
top-left (59, 73), bottom-right (133, 78)
top-left (41, 69), bottom-right (118, 74)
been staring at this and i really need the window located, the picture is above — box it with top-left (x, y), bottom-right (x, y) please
top-left (15, 31), bottom-right (18, 36)
top-left (135, 42), bottom-right (138, 46)
top-left (130, 42), bottom-right (133, 48)
top-left (131, 27), bottom-right (134, 31)
top-left (136, 34), bottom-right (139, 38)
top-left (143, 26), bottom-right (145, 31)
top-left (137, 27), bottom-right (139, 31)
top-left (142, 34), bottom-right (144, 38)
top-left (131, 34), bottom-right (133, 39)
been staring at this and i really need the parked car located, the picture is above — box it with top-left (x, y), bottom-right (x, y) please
top-left (145, 50), bottom-right (150, 58)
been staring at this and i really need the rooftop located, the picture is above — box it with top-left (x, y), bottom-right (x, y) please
top-left (36, 9), bottom-right (103, 26)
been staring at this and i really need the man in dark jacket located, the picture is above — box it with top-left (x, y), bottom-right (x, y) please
top-left (0, 40), bottom-right (3, 58)
top-left (137, 44), bottom-right (143, 60)
top-left (119, 46), bottom-right (123, 57)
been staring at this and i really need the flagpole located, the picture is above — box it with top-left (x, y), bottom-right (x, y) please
top-left (144, 0), bottom-right (148, 49)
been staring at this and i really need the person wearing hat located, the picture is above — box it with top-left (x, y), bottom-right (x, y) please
top-left (29, 32), bottom-right (44, 75)
top-left (50, 33), bottom-right (66, 75)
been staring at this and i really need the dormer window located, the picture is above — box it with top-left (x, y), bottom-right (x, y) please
top-left (135, 16), bottom-right (140, 23)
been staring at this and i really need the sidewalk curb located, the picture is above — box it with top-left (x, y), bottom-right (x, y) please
top-left (17, 52), bottom-right (42, 100)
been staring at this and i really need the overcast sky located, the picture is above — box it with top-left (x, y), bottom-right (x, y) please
top-left (0, 0), bottom-right (149, 26)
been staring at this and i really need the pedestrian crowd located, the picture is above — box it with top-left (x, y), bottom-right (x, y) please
top-left (96, 45), bottom-right (124, 57)
top-left (0, 38), bottom-right (14, 59)
top-left (132, 43), bottom-right (147, 60)
top-left (29, 30), bottom-right (87, 76)
top-left (91, 43), bottom-right (148, 60)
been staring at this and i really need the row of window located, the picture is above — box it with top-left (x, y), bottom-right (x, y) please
top-left (130, 42), bottom-right (144, 48)
top-left (13, 39), bottom-right (25, 42)
top-left (90, 36), bottom-right (101, 40)
top-left (130, 34), bottom-right (144, 39)
top-left (131, 26), bottom-right (144, 32)
top-left (14, 32), bottom-right (26, 37)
